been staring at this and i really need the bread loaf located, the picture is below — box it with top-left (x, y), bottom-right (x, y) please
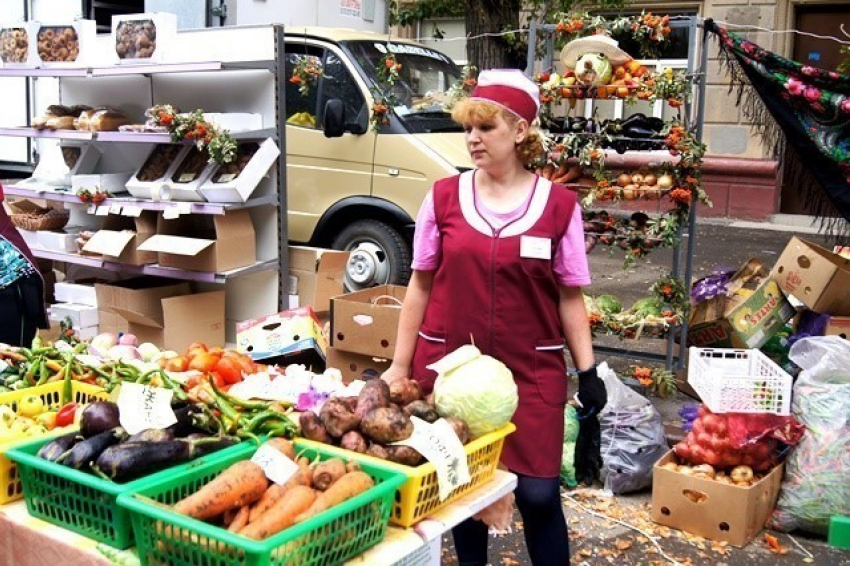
top-left (88, 108), bottom-right (130, 131)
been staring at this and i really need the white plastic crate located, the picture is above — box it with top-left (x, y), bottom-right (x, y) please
top-left (687, 347), bottom-right (793, 415)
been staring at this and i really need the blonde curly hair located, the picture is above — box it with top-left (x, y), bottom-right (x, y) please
top-left (451, 98), bottom-right (545, 169)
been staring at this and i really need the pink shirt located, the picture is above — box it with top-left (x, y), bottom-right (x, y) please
top-left (412, 178), bottom-right (591, 287)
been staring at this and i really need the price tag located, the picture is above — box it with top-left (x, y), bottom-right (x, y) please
top-left (162, 207), bottom-right (181, 220)
top-left (0, 360), bottom-right (8, 373)
top-left (116, 382), bottom-right (177, 435)
top-left (251, 443), bottom-right (299, 485)
top-left (121, 205), bottom-right (142, 217)
top-left (394, 417), bottom-right (470, 501)
top-left (179, 173), bottom-right (196, 183)
top-left (110, 204), bottom-right (122, 214)
top-left (217, 173), bottom-right (236, 183)
top-left (87, 204), bottom-right (97, 214)
top-left (95, 206), bottom-right (110, 216)
top-left (176, 202), bottom-right (192, 214)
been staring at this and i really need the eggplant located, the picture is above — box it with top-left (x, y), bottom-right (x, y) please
top-left (127, 428), bottom-right (175, 443)
top-left (37, 431), bottom-right (82, 462)
top-left (94, 435), bottom-right (240, 481)
top-left (166, 404), bottom-right (209, 437)
top-left (59, 427), bottom-right (127, 469)
top-left (80, 402), bottom-right (121, 438)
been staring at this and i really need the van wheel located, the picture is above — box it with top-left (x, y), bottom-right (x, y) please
top-left (332, 220), bottom-right (412, 291)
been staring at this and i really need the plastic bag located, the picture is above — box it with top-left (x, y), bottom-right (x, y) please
top-left (597, 362), bottom-right (668, 494)
top-left (767, 336), bottom-right (850, 535)
top-left (472, 491), bottom-right (515, 536)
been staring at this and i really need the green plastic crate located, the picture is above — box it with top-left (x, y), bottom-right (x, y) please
top-left (116, 443), bottom-right (407, 566)
top-left (829, 516), bottom-right (850, 549)
top-left (6, 436), bottom-right (252, 549)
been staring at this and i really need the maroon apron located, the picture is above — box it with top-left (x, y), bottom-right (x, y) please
top-left (411, 170), bottom-right (577, 478)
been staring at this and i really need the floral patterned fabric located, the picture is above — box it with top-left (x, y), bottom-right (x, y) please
top-left (706, 20), bottom-right (850, 224)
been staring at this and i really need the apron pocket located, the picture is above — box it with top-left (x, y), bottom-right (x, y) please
top-left (533, 338), bottom-right (568, 407)
top-left (520, 257), bottom-right (552, 279)
top-left (411, 326), bottom-right (447, 393)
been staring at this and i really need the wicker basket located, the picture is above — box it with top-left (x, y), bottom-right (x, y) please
top-left (10, 208), bottom-right (70, 231)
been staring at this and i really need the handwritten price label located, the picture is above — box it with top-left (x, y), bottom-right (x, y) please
top-left (394, 417), bottom-right (470, 501)
top-left (116, 382), bottom-right (177, 435)
top-left (251, 444), bottom-right (299, 485)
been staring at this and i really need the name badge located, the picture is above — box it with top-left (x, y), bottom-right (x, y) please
top-left (520, 235), bottom-right (551, 260)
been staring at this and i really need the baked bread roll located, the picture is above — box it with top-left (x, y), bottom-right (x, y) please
top-left (88, 108), bottom-right (130, 131)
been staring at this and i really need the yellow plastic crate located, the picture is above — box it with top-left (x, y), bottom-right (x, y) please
top-left (0, 381), bottom-right (109, 504)
top-left (297, 421), bottom-right (515, 527)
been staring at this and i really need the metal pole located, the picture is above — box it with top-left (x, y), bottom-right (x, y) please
top-left (525, 21), bottom-right (537, 76)
top-left (275, 24), bottom-right (289, 312)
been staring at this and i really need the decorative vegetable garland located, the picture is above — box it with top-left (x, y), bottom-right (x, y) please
top-left (369, 52), bottom-right (403, 131)
top-left (629, 365), bottom-right (677, 398)
top-left (289, 54), bottom-right (324, 97)
top-left (552, 11), bottom-right (674, 59)
top-left (148, 105), bottom-right (237, 165)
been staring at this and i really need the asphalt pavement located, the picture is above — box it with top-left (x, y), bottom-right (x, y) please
top-left (439, 218), bottom-right (850, 565)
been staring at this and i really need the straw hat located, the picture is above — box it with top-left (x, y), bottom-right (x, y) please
top-left (560, 35), bottom-right (632, 68)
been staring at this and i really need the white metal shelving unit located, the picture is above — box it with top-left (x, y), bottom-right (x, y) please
top-left (0, 24), bottom-right (290, 342)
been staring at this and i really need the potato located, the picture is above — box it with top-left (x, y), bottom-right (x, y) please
top-left (355, 379), bottom-right (391, 419)
top-left (385, 445), bottom-right (424, 466)
top-left (389, 378), bottom-right (423, 406)
top-left (403, 400), bottom-right (440, 423)
top-left (299, 411), bottom-right (332, 444)
top-left (360, 406), bottom-right (414, 444)
top-left (445, 416), bottom-right (470, 445)
top-left (340, 430), bottom-right (368, 453)
top-left (319, 397), bottom-right (361, 438)
top-left (366, 443), bottom-right (389, 460)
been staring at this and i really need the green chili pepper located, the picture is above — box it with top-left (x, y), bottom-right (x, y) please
top-left (62, 357), bottom-right (73, 404)
top-left (35, 359), bottom-right (50, 386)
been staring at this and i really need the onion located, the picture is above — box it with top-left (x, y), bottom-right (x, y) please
top-left (617, 173), bottom-right (631, 187)
top-left (107, 345), bottom-right (142, 362)
top-left (643, 173), bottom-right (657, 186)
top-left (137, 342), bottom-right (161, 362)
top-left (118, 333), bottom-right (138, 346)
top-left (657, 173), bottom-right (675, 189)
top-left (692, 464), bottom-right (716, 479)
top-left (89, 332), bottom-right (118, 357)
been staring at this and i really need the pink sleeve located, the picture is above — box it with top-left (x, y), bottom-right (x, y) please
top-left (553, 204), bottom-right (591, 287)
top-left (411, 190), bottom-right (441, 271)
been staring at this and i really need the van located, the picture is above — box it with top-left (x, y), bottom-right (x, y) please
top-left (281, 28), bottom-right (472, 289)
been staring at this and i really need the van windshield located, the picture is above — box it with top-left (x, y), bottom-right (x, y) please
top-left (343, 40), bottom-right (464, 134)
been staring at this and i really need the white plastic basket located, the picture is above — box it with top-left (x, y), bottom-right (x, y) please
top-left (687, 347), bottom-right (793, 415)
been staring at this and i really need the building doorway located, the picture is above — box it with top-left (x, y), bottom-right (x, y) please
top-left (779, 3), bottom-right (850, 215)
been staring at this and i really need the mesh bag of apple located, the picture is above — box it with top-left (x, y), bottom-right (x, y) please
top-left (666, 405), bottom-right (805, 485)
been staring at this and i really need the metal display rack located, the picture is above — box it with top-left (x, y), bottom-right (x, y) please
top-left (526, 16), bottom-right (709, 370)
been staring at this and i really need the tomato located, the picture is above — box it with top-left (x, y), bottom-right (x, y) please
top-left (701, 413), bottom-right (723, 434)
top-left (697, 405), bottom-right (710, 418)
top-left (691, 418), bottom-right (705, 436)
top-left (55, 403), bottom-right (78, 427)
top-left (215, 357), bottom-right (243, 385)
top-left (695, 432), bottom-right (713, 449)
top-left (166, 356), bottom-right (189, 373)
top-left (674, 441), bottom-right (692, 460)
top-left (18, 395), bottom-right (44, 418)
top-left (222, 350), bottom-right (257, 374)
top-left (702, 448), bottom-right (721, 466)
top-left (189, 352), bottom-right (221, 374)
top-left (208, 372), bottom-right (226, 389)
top-left (187, 341), bottom-right (208, 353)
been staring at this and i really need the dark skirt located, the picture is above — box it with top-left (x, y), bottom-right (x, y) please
top-left (0, 273), bottom-right (46, 347)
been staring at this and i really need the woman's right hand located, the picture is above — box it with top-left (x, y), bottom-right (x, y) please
top-left (380, 363), bottom-right (409, 385)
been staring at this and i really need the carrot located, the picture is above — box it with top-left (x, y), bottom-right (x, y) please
top-left (312, 458), bottom-right (346, 491)
top-left (265, 437), bottom-right (295, 460)
top-left (239, 485), bottom-right (317, 540)
top-left (248, 456), bottom-right (313, 523)
top-left (227, 505), bottom-right (250, 533)
top-left (174, 460), bottom-right (269, 520)
top-left (294, 471), bottom-right (374, 524)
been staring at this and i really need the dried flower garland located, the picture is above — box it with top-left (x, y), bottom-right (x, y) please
top-left (148, 105), bottom-right (237, 164)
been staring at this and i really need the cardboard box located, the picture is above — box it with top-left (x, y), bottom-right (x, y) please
top-left (199, 139), bottom-right (280, 203)
top-left (98, 309), bottom-right (128, 335)
top-left (72, 172), bottom-right (132, 196)
top-left (0, 22), bottom-right (40, 68)
top-left (330, 284), bottom-right (405, 358)
top-left (126, 144), bottom-right (191, 200)
top-left (688, 259), bottom-right (795, 349)
top-left (326, 347), bottom-right (391, 384)
top-left (37, 230), bottom-right (78, 253)
top-left (138, 209), bottom-right (255, 272)
top-left (771, 236), bottom-right (850, 315)
top-left (95, 278), bottom-right (224, 351)
top-left (112, 12), bottom-right (176, 64)
top-left (651, 451), bottom-right (784, 547)
top-left (82, 210), bottom-right (158, 266)
top-left (288, 245), bottom-right (349, 315)
top-left (236, 306), bottom-right (328, 367)
top-left (50, 303), bottom-right (98, 329)
top-left (54, 281), bottom-right (97, 306)
top-left (34, 19), bottom-right (96, 67)
top-left (825, 315), bottom-right (850, 338)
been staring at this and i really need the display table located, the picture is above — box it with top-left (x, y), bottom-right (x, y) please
top-left (0, 471), bottom-right (517, 566)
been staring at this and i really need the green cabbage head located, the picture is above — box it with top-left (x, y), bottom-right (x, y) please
top-left (431, 345), bottom-right (518, 438)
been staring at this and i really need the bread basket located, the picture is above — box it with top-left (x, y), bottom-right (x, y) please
top-left (10, 207), bottom-right (70, 232)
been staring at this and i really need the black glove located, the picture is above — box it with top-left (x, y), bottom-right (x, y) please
top-left (575, 364), bottom-right (607, 418)
top-left (574, 365), bottom-right (607, 485)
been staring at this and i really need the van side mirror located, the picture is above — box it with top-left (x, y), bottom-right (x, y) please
top-left (323, 99), bottom-right (346, 138)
